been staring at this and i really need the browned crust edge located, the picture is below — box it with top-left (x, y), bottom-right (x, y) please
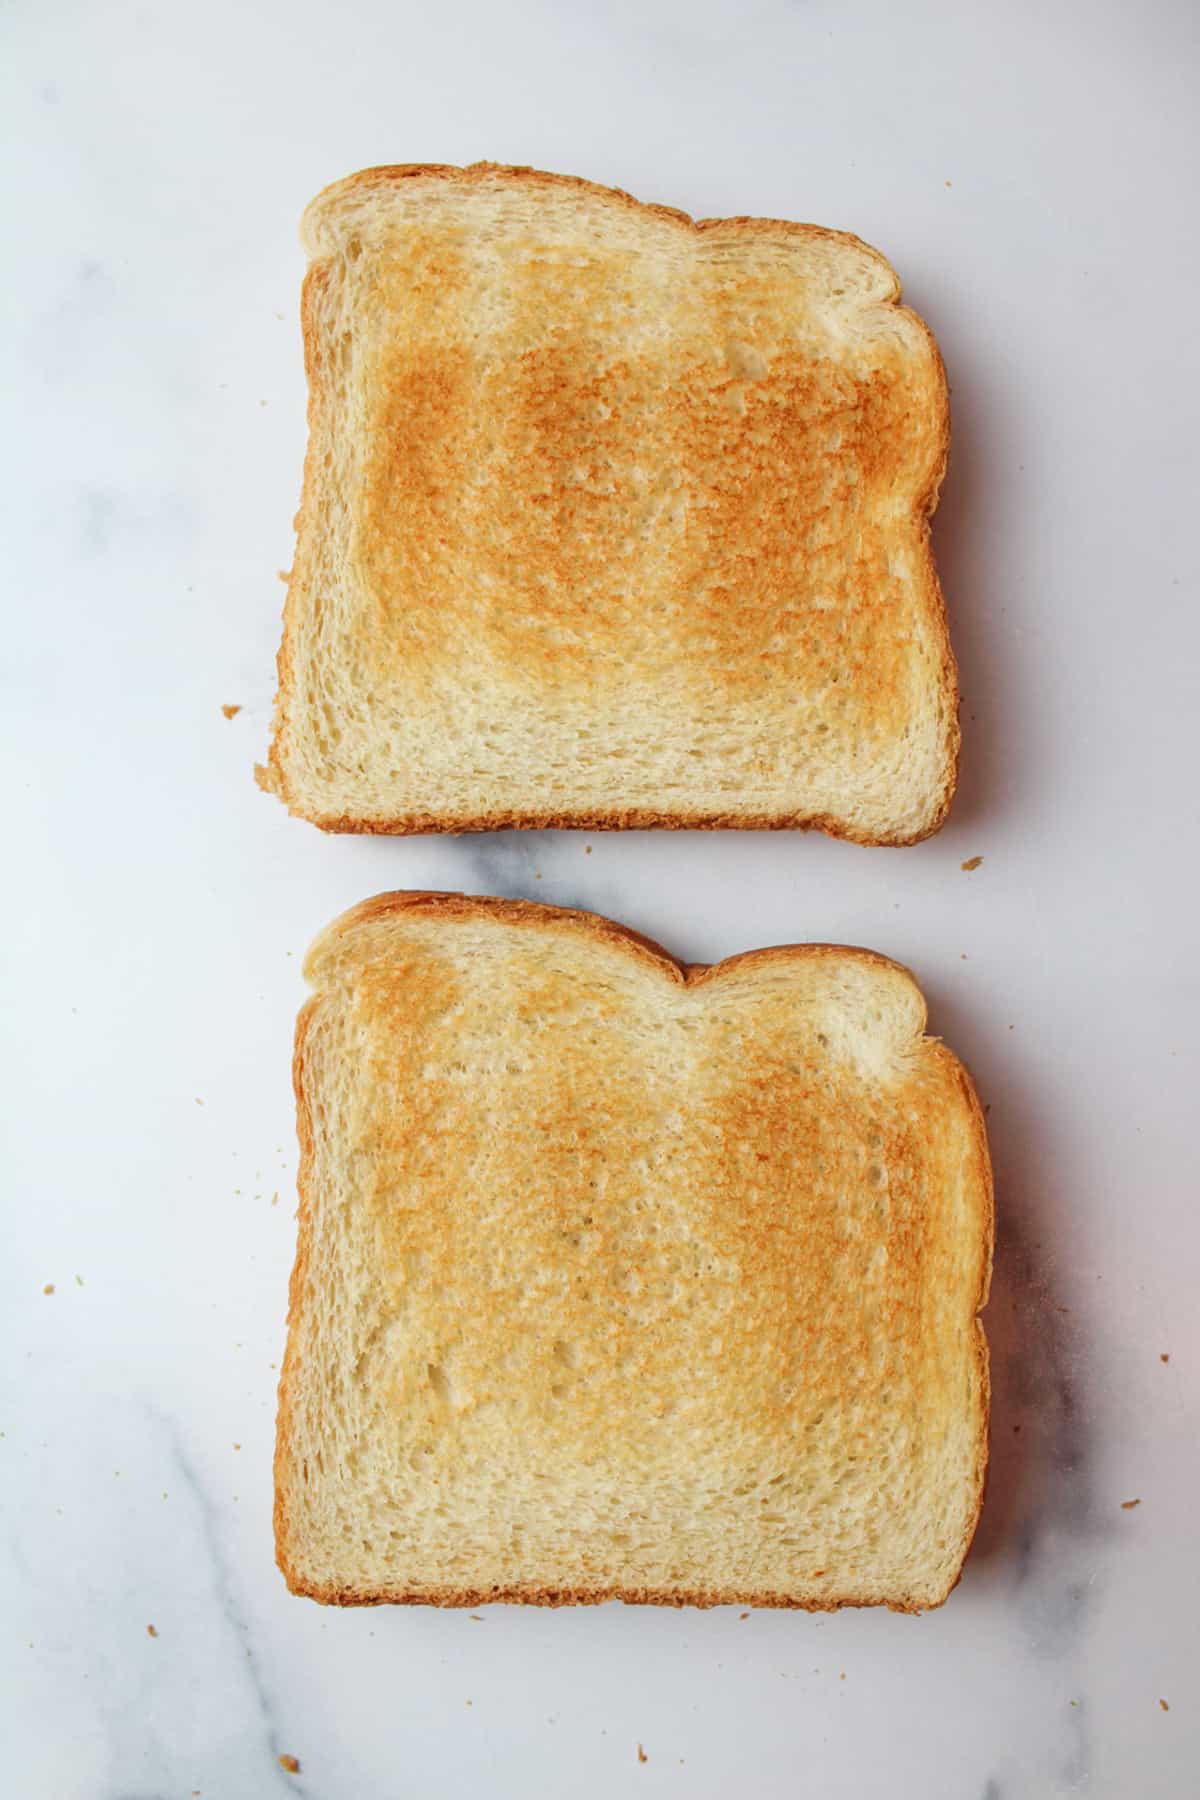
top-left (264, 161), bottom-right (958, 843)
top-left (277, 1575), bottom-right (930, 1614)
top-left (275, 891), bottom-right (992, 1611)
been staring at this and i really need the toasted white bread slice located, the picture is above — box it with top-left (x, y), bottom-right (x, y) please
top-left (262, 164), bottom-right (957, 842)
top-left (275, 893), bottom-right (991, 1610)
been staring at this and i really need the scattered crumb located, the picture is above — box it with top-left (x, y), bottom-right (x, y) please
top-left (279, 1753), bottom-right (301, 1773)
top-left (740, 1611), bottom-right (750, 1620)
top-left (585, 845), bottom-right (592, 854)
top-left (945, 179), bottom-right (952, 188)
top-left (75, 1275), bottom-right (84, 1287)
top-left (42, 1283), bottom-right (55, 1295)
top-left (195, 1097), bottom-right (204, 1106)
top-left (1013, 1423), bottom-right (1021, 1434)
top-left (1121, 1498), bottom-right (1141, 1510)
top-left (960, 953), bottom-right (967, 960)
top-left (277, 570), bottom-right (290, 584)
top-left (271, 1192), bottom-right (280, 1206)
top-left (1070, 1699), bottom-right (1078, 1707)
top-left (468, 1614), bottom-right (484, 1622)
top-left (233, 1443), bottom-right (241, 1452)
top-left (465, 1699), bottom-right (472, 1707)
top-left (637, 1745), bottom-right (648, 1764)
top-left (1160, 1699), bottom-right (1169, 1712)
top-left (535, 872), bottom-right (542, 880)
top-left (146, 1624), bottom-right (158, 1638)
top-left (984, 1103), bottom-right (991, 1114)
top-left (1161, 1353), bottom-right (1170, 1363)
top-left (960, 855), bottom-right (983, 872)
top-left (839, 1672), bottom-right (846, 1681)
top-left (221, 703), bottom-right (242, 720)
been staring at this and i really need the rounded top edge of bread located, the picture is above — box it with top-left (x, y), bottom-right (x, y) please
top-left (300, 890), bottom-right (926, 1023)
top-left (297, 162), bottom-right (901, 302)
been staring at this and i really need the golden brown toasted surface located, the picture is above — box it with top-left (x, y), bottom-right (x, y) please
top-left (266, 164), bottom-right (957, 841)
top-left (275, 893), bottom-right (992, 1611)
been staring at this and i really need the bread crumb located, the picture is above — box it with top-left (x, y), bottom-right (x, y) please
top-left (637, 1745), bottom-right (648, 1763)
top-left (468, 1614), bottom-right (484, 1622)
top-left (233, 1443), bottom-right (241, 1452)
top-left (195, 1097), bottom-right (204, 1106)
top-left (960, 855), bottom-right (983, 872)
top-left (1120, 1498), bottom-right (1140, 1509)
top-left (221, 703), bottom-right (242, 720)
top-left (1160, 1698), bottom-right (1169, 1712)
top-left (839, 1671), bottom-right (846, 1680)
top-left (1161, 1353), bottom-right (1170, 1363)
top-left (739, 1611), bottom-right (750, 1620)
top-left (146, 1624), bottom-right (158, 1638)
top-left (585, 845), bottom-right (592, 854)
top-left (945, 179), bottom-right (952, 188)
top-left (278, 1754), bottom-right (301, 1773)
top-left (42, 1280), bottom-right (57, 1295)
top-left (271, 1192), bottom-right (280, 1206)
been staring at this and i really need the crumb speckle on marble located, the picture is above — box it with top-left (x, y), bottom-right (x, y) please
top-left (279, 1753), bottom-right (301, 1772)
top-left (1160, 1698), bottom-right (1169, 1712)
top-left (637, 1744), bottom-right (648, 1763)
top-left (1161, 1353), bottom-right (1170, 1363)
top-left (146, 1624), bottom-right (158, 1638)
top-left (221, 703), bottom-right (242, 719)
top-left (1120, 1498), bottom-right (1141, 1510)
top-left (961, 855), bottom-right (983, 871)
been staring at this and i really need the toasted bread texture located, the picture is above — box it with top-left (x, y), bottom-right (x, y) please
top-left (275, 893), bottom-right (991, 1610)
top-left (263, 163), bottom-right (957, 842)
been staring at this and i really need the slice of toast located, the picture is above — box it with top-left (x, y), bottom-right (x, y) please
top-left (263, 164), bottom-right (957, 842)
top-left (275, 893), bottom-right (992, 1610)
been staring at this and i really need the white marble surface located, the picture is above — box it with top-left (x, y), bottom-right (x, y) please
top-left (4, 1), bottom-right (1198, 1794)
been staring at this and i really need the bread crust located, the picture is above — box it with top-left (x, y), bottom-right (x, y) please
top-left (275, 892), bottom-right (992, 1611)
top-left (265, 162), bottom-right (958, 843)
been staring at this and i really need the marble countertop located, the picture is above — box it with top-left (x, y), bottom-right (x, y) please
top-left (4, 1), bottom-right (1197, 1794)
